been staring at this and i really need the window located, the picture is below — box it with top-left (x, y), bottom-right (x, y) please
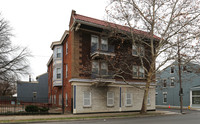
top-left (140, 46), bottom-right (145, 56)
top-left (57, 48), bottom-right (61, 58)
top-left (91, 35), bottom-right (99, 51)
top-left (139, 66), bottom-right (145, 78)
top-left (66, 42), bottom-right (68, 55)
top-left (133, 65), bottom-right (145, 78)
top-left (92, 61), bottom-right (99, 75)
top-left (66, 64), bottom-right (68, 78)
top-left (163, 79), bottom-right (167, 88)
top-left (125, 93), bottom-right (132, 106)
top-left (132, 45), bottom-right (145, 56)
top-left (57, 68), bottom-right (61, 79)
top-left (132, 45), bottom-right (138, 56)
top-left (33, 92), bottom-right (37, 98)
top-left (101, 37), bottom-right (108, 51)
top-left (147, 93), bottom-right (151, 105)
top-left (83, 91), bottom-right (91, 107)
top-left (100, 62), bottom-right (108, 75)
top-left (133, 65), bottom-right (138, 78)
top-left (171, 66), bottom-right (174, 74)
top-left (107, 92), bottom-right (114, 106)
top-left (163, 92), bottom-right (167, 103)
top-left (66, 93), bottom-right (68, 106)
top-left (59, 94), bottom-right (62, 105)
top-left (171, 77), bottom-right (175, 86)
top-left (54, 95), bottom-right (56, 104)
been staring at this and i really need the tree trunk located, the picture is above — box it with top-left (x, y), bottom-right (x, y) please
top-left (140, 72), bottom-right (152, 114)
top-left (140, 80), bottom-right (150, 114)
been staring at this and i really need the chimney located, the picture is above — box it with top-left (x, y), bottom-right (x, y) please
top-left (29, 75), bottom-right (31, 82)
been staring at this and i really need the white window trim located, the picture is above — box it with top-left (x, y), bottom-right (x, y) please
top-left (66, 64), bottom-right (68, 78)
top-left (147, 93), bottom-right (151, 105)
top-left (66, 93), bottom-right (68, 106)
top-left (163, 79), bottom-right (167, 88)
top-left (66, 42), bottom-right (68, 55)
top-left (170, 77), bottom-right (175, 87)
top-left (33, 92), bottom-right (37, 98)
top-left (125, 93), bottom-right (132, 106)
top-left (132, 44), bottom-right (138, 56)
top-left (163, 92), bottom-right (167, 104)
top-left (56, 47), bottom-right (61, 58)
top-left (140, 45), bottom-right (145, 57)
top-left (92, 61), bottom-right (99, 74)
top-left (56, 68), bottom-right (61, 79)
top-left (83, 91), bottom-right (92, 107)
top-left (101, 62), bottom-right (108, 75)
top-left (107, 92), bottom-right (114, 107)
top-left (139, 66), bottom-right (145, 79)
top-left (101, 37), bottom-right (108, 51)
top-left (132, 65), bottom-right (138, 78)
top-left (91, 35), bottom-right (99, 49)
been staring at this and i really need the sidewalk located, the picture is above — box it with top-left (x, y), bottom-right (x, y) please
top-left (0, 110), bottom-right (178, 123)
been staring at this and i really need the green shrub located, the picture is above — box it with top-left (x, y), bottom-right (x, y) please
top-left (25, 105), bottom-right (39, 113)
top-left (39, 107), bottom-right (49, 113)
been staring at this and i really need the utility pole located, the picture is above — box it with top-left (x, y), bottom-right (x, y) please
top-left (178, 36), bottom-right (183, 114)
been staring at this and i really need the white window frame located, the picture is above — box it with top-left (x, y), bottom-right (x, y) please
top-left (83, 91), bottom-right (91, 107)
top-left (101, 62), bottom-right (108, 75)
top-left (66, 93), bottom-right (68, 106)
top-left (101, 37), bottom-right (108, 51)
top-left (147, 93), bottom-right (151, 105)
top-left (33, 92), bottom-right (37, 98)
top-left (54, 95), bottom-right (56, 104)
top-left (139, 66), bottom-right (145, 78)
top-left (92, 61), bottom-right (99, 74)
top-left (133, 65), bottom-right (138, 78)
top-left (107, 92), bottom-right (114, 107)
top-left (56, 47), bottom-right (61, 58)
top-left (91, 35), bottom-right (99, 50)
top-left (59, 94), bottom-right (62, 105)
top-left (66, 64), bottom-right (68, 78)
top-left (171, 77), bottom-right (175, 87)
top-left (132, 44), bottom-right (138, 56)
top-left (163, 92), bottom-right (167, 104)
top-left (66, 42), bottom-right (68, 55)
top-left (125, 93), bottom-right (132, 106)
top-left (163, 79), bottom-right (167, 88)
top-left (140, 45), bottom-right (145, 57)
top-left (56, 68), bottom-right (61, 79)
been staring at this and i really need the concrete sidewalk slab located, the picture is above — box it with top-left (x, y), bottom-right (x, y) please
top-left (0, 110), bottom-right (179, 123)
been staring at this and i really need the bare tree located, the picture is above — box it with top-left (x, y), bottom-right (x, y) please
top-left (0, 13), bottom-right (30, 87)
top-left (105, 0), bottom-right (200, 113)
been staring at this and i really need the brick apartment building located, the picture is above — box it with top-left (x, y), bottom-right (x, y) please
top-left (47, 10), bottom-right (158, 114)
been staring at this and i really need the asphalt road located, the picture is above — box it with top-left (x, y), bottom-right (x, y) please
top-left (31, 109), bottom-right (200, 124)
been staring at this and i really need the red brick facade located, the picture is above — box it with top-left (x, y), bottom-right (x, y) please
top-left (47, 10), bottom-right (157, 113)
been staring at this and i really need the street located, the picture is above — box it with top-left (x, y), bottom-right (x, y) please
top-left (31, 109), bottom-right (200, 124)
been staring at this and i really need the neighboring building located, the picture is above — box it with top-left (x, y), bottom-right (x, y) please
top-left (47, 10), bottom-right (159, 114)
top-left (156, 61), bottom-right (200, 108)
top-left (17, 73), bottom-right (48, 103)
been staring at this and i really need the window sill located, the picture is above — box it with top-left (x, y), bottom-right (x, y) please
top-left (83, 105), bottom-right (92, 108)
top-left (125, 104), bottom-right (132, 107)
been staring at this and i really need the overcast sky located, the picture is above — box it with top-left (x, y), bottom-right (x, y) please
top-left (1, 0), bottom-right (108, 81)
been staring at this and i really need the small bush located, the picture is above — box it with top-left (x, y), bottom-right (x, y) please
top-left (39, 107), bottom-right (49, 113)
top-left (25, 105), bottom-right (39, 113)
